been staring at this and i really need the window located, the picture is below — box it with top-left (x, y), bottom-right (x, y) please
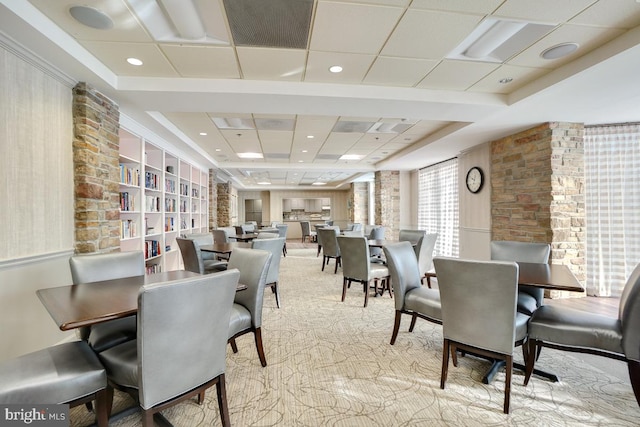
top-left (417, 158), bottom-right (459, 257)
top-left (585, 123), bottom-right (640, 296)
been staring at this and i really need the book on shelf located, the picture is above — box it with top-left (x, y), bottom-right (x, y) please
top-left (145, 171), bottom-right (159, 190)
top-left (165, 178), bottom-right (176, 193)
top-left (144, 240), bottom-right (161, 259)
top-left (119, 191), bottom-right (135, 211)
top-left (120, 219), bottom-right (137, 239)
top-left (120, 164), bottom-right (140, 186)
top-left (164, 197), bottom-right (176, 212)
top-left (145, 263), bottom-right (162, 274)
top-left (145, 196), bottom-right (161, 212)
top-left (165, 216), bottom-right (175, 232)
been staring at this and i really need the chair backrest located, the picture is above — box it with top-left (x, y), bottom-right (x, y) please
top-left (227, 248), bottom-right (272, 328)
top-left (368, 227), bottom-right (385, 257)
top-left (137, 269), bottom-right (239, 409)
top-left (337, 236), bottom-right (371, 281)
top-left (251, 237), bottom-right (285, 285)
top-left (383, 242), bottom-right (423, 311)
top-left (256, 231), bottom-right (279, 239)
top-left (70, 251), bottom-right (145, 284)
top-left (434, 257), bottom-right (519, 355)
top-left (186, 232), bottom-right (213, 246)
top-left (212, 229), bottom-right (230, 243)
top-left (242, 223), bottom-right (256, 232)
top-left (275, 224), bottom-right (288, 238)
top-left (415, 233), bottom-right (438, 275)
top-left (619, 263), bottom-right (640, 361)
top-left (176, 238), bottom-right (205, 274)
top-left (351, 223), bottom-right (363, 231)
top-left (399, 229), bottom-right (426, 245)
top-left (219, 226), bottom-right (236, 237)
top-left (319, 227), bottom-right (340, 257)
top-left (300, 221), bottom-right (311, 235)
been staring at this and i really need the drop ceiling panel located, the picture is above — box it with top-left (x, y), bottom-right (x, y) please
top-left (29, 0), bottom-right (152, 42)
top-left (493, 0), bottom-right (597, 23)
top-left (410, 0), bottom-right (505, 14)
top-left (417, 60), bottom-right (499, 90)
top-left (311, 2), bottom-right (403, 54)
top-left (469, 64), bottom-right (549, 94)
top-left (381, 9), bottom-right (484, 59)
top-left (305, 51), bottom-right (376, 83)
top-left (570, 0), bottom-right (640, 29)
top-left (236, 47), bottom-right (306, 81)
top-left (258, 130), bottom-right (293, 152)
top-left (79, 41), bottom-right (179, 76)
top-left (364, 56), bottom-right (439, 86)
top-left (508, 25), bottom-right (626, 68)
top-left (160, 45), bottom-right (240, 78)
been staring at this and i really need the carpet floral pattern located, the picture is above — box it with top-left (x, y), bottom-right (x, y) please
top-left (71, 247), bottom-right (640, 426)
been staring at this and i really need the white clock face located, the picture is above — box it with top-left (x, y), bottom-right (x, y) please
top-left (466, 167), bottom-right (483, 193)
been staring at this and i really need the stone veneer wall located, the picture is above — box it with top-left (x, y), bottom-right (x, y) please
top-left (72, 82), bottom-right (121, 254)
top-left (217, 182), bottom-right (234, 226)
top-left (375, 171), bottom-right (400, 239)
top-left (350, 182), bottom-right (369, 224)
top-left (491, 122), bottom-right (585, 294)
top-left (209, 169), bottom-right (218, 230)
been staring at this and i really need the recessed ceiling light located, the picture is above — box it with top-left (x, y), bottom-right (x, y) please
top-left (69, 6), bottom-right (113, 30)
top-left (307, 135), bottom-right (314, 139)
top-left (312, 182), bottom-right (326, 186)
top-left (302, 150), bottom-right (308, 153)
top-left (499, 77), bottom-right (513, 84)
top-left (237, 152), bottom-right (263, 159)
top-left (215, 148), bottom-right (221, 152)
top-left (127, 57), bottom-right (143, 66)
top-left (199, 132), bottom-right (207, 136)
top-left (339, 154), bottom-right (363, 160)
top-left (540, 42), bottom-right (579, 60)
top-left (298, 160), bottom-right (304, 163)
top-left (329, 65), bottom-right (343, 73)
top-left (257, 181), bottom-right (271, 185)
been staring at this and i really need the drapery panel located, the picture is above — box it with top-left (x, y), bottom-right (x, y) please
top-left (417, 158), bottom-right (459, 257)
top-left (585, 124), bottom-right (640, 296)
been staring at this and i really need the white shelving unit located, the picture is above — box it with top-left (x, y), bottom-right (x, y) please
top-left (118, 128), bottom-right (209, 274)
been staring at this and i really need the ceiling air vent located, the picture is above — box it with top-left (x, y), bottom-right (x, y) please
top-left (223, 0), bottom-right (313, 49)
top-left (332, 121), bottom-right (376, 133)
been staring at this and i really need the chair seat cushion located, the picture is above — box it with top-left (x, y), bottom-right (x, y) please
top-left (88, 316), bottom-right (137, 352)
top-left (98, 339), bottom-right (139, 389)
top-left (228, 303), bottom-right (252, 338)
top-left (529, 305), bottom-right (623, 355)
top-left (204, 260), bottom-right (228, 273)
top-left (515, 312), bottom-right (529, 343)
top-left (0, 341), bottom-right (106, 404)
top-left (517, 292), bottom-right (539, 316)
top-left (405, 287), bottom-right (441, 321)
top-left (370, 264), bottom-right (389, 279)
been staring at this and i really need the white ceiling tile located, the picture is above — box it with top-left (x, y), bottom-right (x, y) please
top-left (78, 41), bottom-right (178, 76)
top-left (237, 47), bottom-right (306, 81)
top-left (417, 60), bottom-right (499, 90)
top-left (494, 0), bottom-right (597, 23)
top-left (410, 0), bottom-right (505, 14)
top-left (305, 51), bottom-right (376, 83)
top-left (364, 56), bottom-right (439, 86)
top-left (381, 9), bottom-right (484, 59)
top-left (311, 2), bottom-right (404, 54)
top-left (468, 64), bottom-right (549, 94)
top-left (160, 45), bottom-right (239, 78)
top-left (570, 0), bottom-right (640, 29)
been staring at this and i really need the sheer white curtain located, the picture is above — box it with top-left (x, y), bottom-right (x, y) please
top-left (585, 124), bottom-right (640, 296)
top-left (417, 158), bottom-right (459, 257)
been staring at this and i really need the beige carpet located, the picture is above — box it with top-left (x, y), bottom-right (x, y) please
top-left (71, 247), bottom-right (640, 426)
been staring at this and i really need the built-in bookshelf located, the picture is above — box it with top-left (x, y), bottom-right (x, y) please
top-left (118, 128), bottom-right (209, 273)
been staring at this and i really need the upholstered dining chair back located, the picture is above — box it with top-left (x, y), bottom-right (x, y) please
top-left (98, 270), bottom-right (239, 425)
top-left (69, 251), bottom-right (144, 350)
top-left (620, 264), bottom-right (640, 362)
top-left (368, 226), bottom-right (386, 258)
top-left (318, 227), bottom-right (341, 273)
top-left (275, 223), bottom-right (288, 238)
top-left (176, 237), bottom-right (205, 274)
top-left (337, 236), bottom-right (370, 282)
top-left (434, 257), bottom-right (520, 413)
top-left (415, 233), bottom-right (438, 279)
top-left (186, 232), bottom-right (215, 260)
top-left (399, 229), bottom-right (426, 245)
top-left (212, 229), bottom-right (230, 243)
top-left (252, 237), bottom-right (286, 308)
top-left (257, 231), bottom-right (279, 239)
top-left (300, 221), bottom-right (316, 242)
top-left (490, 241), bottom-right (550, 315)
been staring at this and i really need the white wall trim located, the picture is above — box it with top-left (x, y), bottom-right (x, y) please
top-left (460, 226), bottom-right (490, 233)
top-left (0, 249), bottom-right (74, 270)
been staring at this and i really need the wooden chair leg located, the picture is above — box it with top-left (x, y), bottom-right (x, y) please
top-left (254, 327), bottom-right (267, 367)
top-left (273, 282), bottom-right (280, 308)
top-left (451, 343), bottom-right (458, 367)
top-left (94, 388), bottom-right (109, 427)
top-left (217, 374), bottom-right (231, 427)
top-left (364, 280), bottom-right (369, 307)
top-left (504, 355), bottom-right (512, 414)
top-left (523, 339), bottom-right (537, 386)
top-left (341, 278), bottom-right (348, 302)
top-left (197, 390), bottom-right (205, 404)
top-left (334, 257), bottom-right (339, 274)
top-left (441, 338), bottom-right (450, 389)
top-left (321, 256), bottom-right (326, 271)
top-left (408, 313), bottom-right (418, 332)
top-left (628, 359), bottom-right (640, 407)
top-left (390, 311), bottom-right (402, 345)
top-left (229, 338), bottom-right (238, 353)
top-left (142, 409), bottom-right (154, 427)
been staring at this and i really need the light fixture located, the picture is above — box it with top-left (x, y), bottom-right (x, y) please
top-left (499, 77), bottom-right (513, 84)
top-left (257, 181), bottom-right (271, 185)
top-left (541, 42), bottom-right (579, 60)
top-left (199, 132), bottom-right (207, 136)
top-left (127, 57), bottom-right (143, 66)
top-left (329, 65), bottom-right (343, 73)
top-left (211, 117), bottom-right (255, 130)
top-left (302, 150), bottom-right (308, 153)
top-left (237, 152), bottom-right (263, 159)
top-left (157, 0), bottom-right (206, 40)
top-left (215, 148), bottom-right (221, 152)
top-left (307, 135), bottom-right (314, 139)
top-left (339, 154), bottom-right (364, 160)
top-left (69, 6), bottom-right (113, 30)
top-left (312, 182), bottom-right (326, 186)
top-left (298, 160), bottom-right (304, 163)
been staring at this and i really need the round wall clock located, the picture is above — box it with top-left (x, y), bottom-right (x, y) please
top-left (465, 166), bottom-right (484, 193)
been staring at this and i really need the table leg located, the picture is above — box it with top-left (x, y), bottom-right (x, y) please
top-left (482, 360), bottom-right (559, 384)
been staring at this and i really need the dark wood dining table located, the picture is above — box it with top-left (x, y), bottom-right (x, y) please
top-left (228, 233), bottom-right (258, 242)
top-left (37, 270), bottom-right (246, 331)
top-left (200, 242), bottom-right (252, 255)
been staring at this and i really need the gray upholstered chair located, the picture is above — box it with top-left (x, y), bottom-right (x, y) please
top-left (434, 257), bottom-right (526, 414)
top-left (415, 233), bottom-right (438, 287)
top-left (212, 228), bottom-right (231, 260)
top-left (318, 227), bottom-right (341, 273)
top-left (399, 229), bottom-right (426, 245)
top-left (176, 237), bottom-right (227, 274)
top-left (337, 236), bottom-right (389, 308)
top-left (186, 232), bottom-right (215, 261)
top-left (368, 226), bottom-right (386, 262)
top-left (300, 221), bottom-right (316, 243)
top-left (69, 250), bottom-right (145, 352)
top-left (276, 223), bottom-right (288, 256)
top-left (256, 231), bottom-right (279, 239)
top-left (227, 247), bottom-right (272, 367)
top-left (383, 242), bottom-right (442, 345)
top-left (524, 263), bottom-right (640, 406)
top-left (351, 223), bottom-right (363, 232)
top-left (98, 270), bottom-right (240, 427)
top-left (314, 223), bottom-right (327, 256)
top-left (0, 341), bottom-right (109, 426)
top-left (491, 241), bottom-right (551, 316)
top-left (252, 237), bottom-right (286, 308)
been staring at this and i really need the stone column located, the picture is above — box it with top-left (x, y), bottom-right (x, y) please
top-left (374, 171), bottom-right (400, 239)
top-left (209, 169), bottom-right (217, 230)
top-left (217, 182), bottom-right (231, 226)
top-left (72, 82), bottom-right (121, 254)
top-left (350, 182), bottom-right (369, 224)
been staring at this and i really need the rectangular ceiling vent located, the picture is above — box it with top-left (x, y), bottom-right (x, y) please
top-left (255, 118), bottom-right (295, 131)
top-left (223, 0), bottom-right (313, 49)
top-left (332, 121), bottom-right (376, 133)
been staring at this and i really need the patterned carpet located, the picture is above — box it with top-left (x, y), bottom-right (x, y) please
top-left (71, 246), bottom-right (640, 426)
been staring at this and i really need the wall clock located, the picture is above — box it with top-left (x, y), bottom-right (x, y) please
top-left (466, 166), bottom-right (484, 193)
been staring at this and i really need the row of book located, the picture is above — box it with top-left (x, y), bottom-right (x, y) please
top-left (145, 171), bottom-right (160, 191)
top-left (120, 164), bottom-right (140, 186)
top-left (120, 192), bottom-right (135, 211)
top-left (179, 183), bottom-right (189, 196)
top-left (145, 263), bottom-right (162, 274)
top-left (165, 198), bottom-right (176, 212)
top-left (120, 219), bottom-right (137, 238)
top-left (165, 178), bottom-right (176, 193)
top-left (165, 216), bottom-right (175, 232)
top-left (192, 188), bottom-right (199, 197)
top-left (145, 196), bottom-right (161, 212)
top-left (145, 240), bottom-right (161, 259)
